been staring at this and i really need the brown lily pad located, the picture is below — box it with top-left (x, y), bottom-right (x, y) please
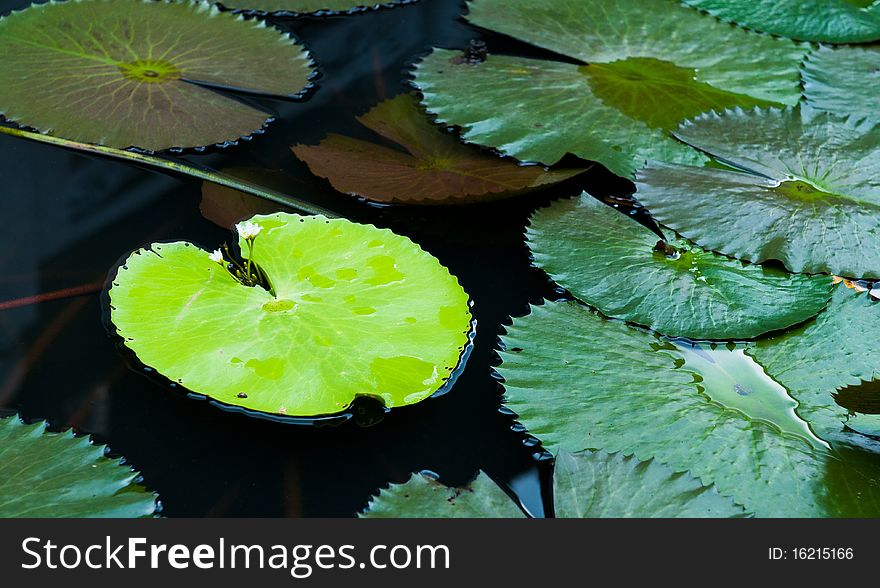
top-left (291, 94), bottom-right (588, 205)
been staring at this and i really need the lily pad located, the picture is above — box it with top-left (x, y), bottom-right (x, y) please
top-left (636, 107), bottom-right (880, 278)
top-left (361, 450), bottom-right (745, 518)
top-left (0, 0), bottom-right (314, 151)
top-left (682, 0), bottom-right (880, 43)
top-left (803, 45), bottom-right (880, 121)
top-left (109, 213), bottom-right (473, 418)
top-left (361, 469), bottom-right (524, 518)
top-left (751, 285), bottom-right (880, 452)
top-left (498, 301), bottom-right (880, 517)
top-left (0, 416), bottom-right (158, 518)
top-left (412, 0), bottom-right (805, 178)
top-left (292, 94), bottom-right (586, 205)
top-left (219, 0), bottom-right (413, 15)
top-left (527, 194), bottom-right (832, 339)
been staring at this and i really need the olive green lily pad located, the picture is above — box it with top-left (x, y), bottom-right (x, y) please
top-left (219, 0), bottom-right (413, 15)
top-left (636, 107), bottom-right (880, 278)
top-left (527, 194), bottom-right (832, 339)
top-left (0, 0), bottom-right (314, 151)
top-left (751, 285), bottom-right (880, 452)
top-left (361, 450), bottom-right (746, 518)
top-left (412, 0), bottom-right (805, 178)
top-left (498, 301), bottom-right (880, 517)
top-left (803, 45), bottom-right (880, 121)
top-left (683, 0), bottom-right (880, 43)
top-left (293, 95), bottom-right (586, 205)
top-left (0, 416), bottom-right (158, 518)
top-left (109, 213), bottom-right (473, 418)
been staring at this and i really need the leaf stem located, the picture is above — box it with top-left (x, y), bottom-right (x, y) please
top-left (0, 125), bottom-right (338, 218)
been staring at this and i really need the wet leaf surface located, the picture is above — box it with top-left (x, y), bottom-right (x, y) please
top-left (497, 301), bottom-right (880, 517)
top-left (683, 0), bottom-right (880, 43)
top-left (637, 107), bottom-right (880, 278)
top-left (527, 194), bottom-right (832, 339)
top-left (803, 45), bottom-right (880, 121)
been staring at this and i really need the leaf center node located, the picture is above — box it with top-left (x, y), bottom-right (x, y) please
top-left (119, 59), bottom-right (182, 84)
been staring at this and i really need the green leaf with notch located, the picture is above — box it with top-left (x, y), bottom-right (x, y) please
top-left (498, 301), bottom-right (880, 517)
top-left (412, 0), bottom-right (805, 178)
top-left (360, 450), bottom-right (746, 518)
top-left (636, 107), bottom-right (880, 278)
top-left (0, 416), bottom-right (158, 518)
top-left (751, 285), bottom-right (880, 453)
top-left (0, 0), bottom-right (314, 150)
top-left (109, 213), bottom-right (473, 418)
top-left (683, 0), bottom-right (880, 43)
top-left (527, 194), bottom-right (832, 339)
top-left (293, 94), bottom-right (586, 205)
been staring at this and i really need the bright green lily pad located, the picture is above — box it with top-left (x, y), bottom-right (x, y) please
top-left (413, 0), bottom-right (805, 178)
top-left (219, 0), bottom-right (412, 15)
top-left (683, 0), bottom-right (880, 43)
top-left (527, 194), bottom-right (832, 339)
top-left (0, 416), bottom-right (158, 518)
top-left (636, 107), bottom-right (880, 278)
top-left (498, 301), bottom-right (880, 517)
top-left (803, 45), bottom-right (880, 121)
top-left (751, 285), bottom-right (880, 452)
top-left (0, 0), bottom-right (314, 151)
top-left (361, 450), bottom-right (746, 518)
top-left (109, 213), bottom-right (473, 418)
top-left (292, 94), bottom-right (586, 205)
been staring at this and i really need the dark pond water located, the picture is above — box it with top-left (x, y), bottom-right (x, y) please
top-left (0, 0), bottom-right (632, 517)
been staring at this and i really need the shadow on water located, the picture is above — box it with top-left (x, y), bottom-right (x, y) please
top-left (0, 0), bottom-right (637, 517)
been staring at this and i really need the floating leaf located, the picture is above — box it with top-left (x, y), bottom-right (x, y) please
top-left (218, 0), bottom-right (413, 15)
top-left (292, 94), bottom-right (586, 205)
top-left (361, 469), bottom-right (525, 518)
top-left (361, 450), bottom-right (745, 518)
top-left (750, 285), bottom-right (880, 452)
top-left (682, 0), bottom-right (880, 43)
top-left (498, 301), bottom-right (880, 516)
top-left (803, 45), bottom-right (880, 121)
top-left (0, 0), bottom-right (314, 150)
top-left (527, 194), bottom-right (832, 339)
top-left (637, 107), bottom-right (880, 278)
top-left (109, 213), bottom-right (472, 418)
top-left (0, 416), bottom-right (158, 518)
top-left (412, 0), bottom-right (805, 178)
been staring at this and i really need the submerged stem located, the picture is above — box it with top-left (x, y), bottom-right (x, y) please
top-left (0, 125), bottom-right (338, 218)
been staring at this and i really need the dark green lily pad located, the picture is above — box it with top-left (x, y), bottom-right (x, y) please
top-left (527, 194), bottom-right (832, 339)
top-left (683, 0), bottom-right (880, 43)
top-left (0, 0), bottom-right (314, 150)
top-left (293, 94), bottom-right (586, 205)
top-left (498, 301), bottom-right (880, 517)
top-left (0, 416), bottom-right (158, 518)
top-left (637, 107), bottom-right (880, 278)
top-left (219, 0), bottom-right (413, 15)
top-left (361, 450), bottom-right (746, 518)
top-left (413, 0), bottom-right (805, 178)
top-left (751, 285), bottom-right (880, 452)
top-left (109, 213), bottom-right (472, 418)
top-left (803, 45), bottom-right (880, 121)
